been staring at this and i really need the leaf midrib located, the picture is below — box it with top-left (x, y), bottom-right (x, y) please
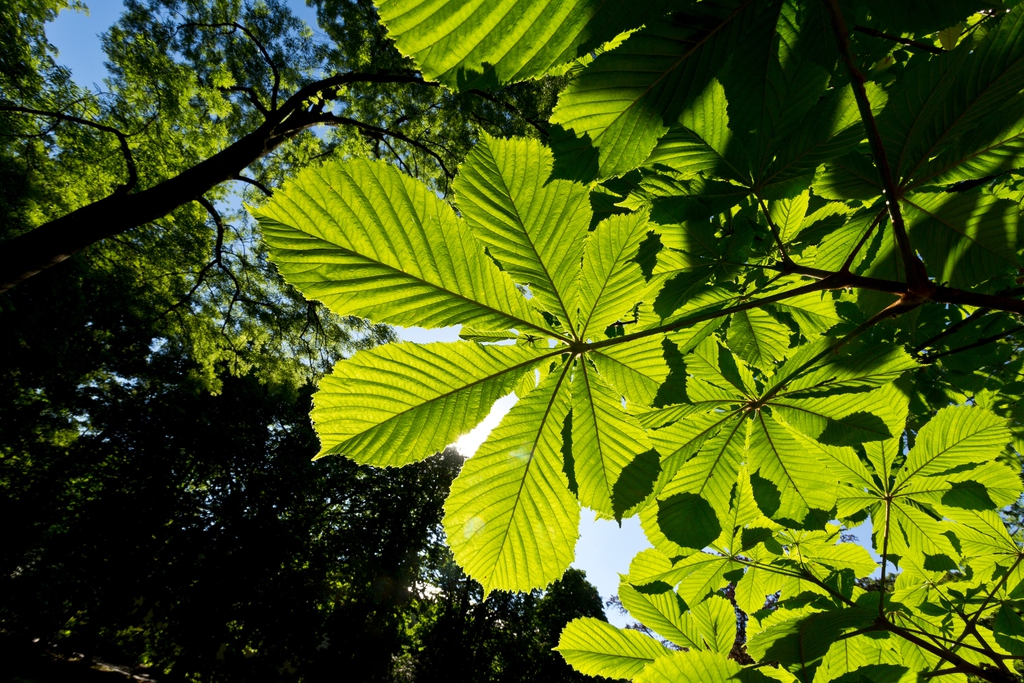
top-left (585, 0), bottom-right (757, 149)
top-left (271, 223), bottom-right (564, 341)
top-left (320, 347), bottom-right (561, 456)
top-left (477, 148), bottom-right (578, 334)
top-left (491, 361), bottom-right (573, 573)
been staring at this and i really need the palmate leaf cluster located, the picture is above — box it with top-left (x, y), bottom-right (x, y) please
top-left (256, 0), bottom-right (1024, 681)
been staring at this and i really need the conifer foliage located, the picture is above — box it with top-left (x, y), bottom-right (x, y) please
top-left (257, 1), bottom-right (1024, 681)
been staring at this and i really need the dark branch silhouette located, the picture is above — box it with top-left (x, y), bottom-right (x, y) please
top-left (0, 104), bottom-right (138, 194)
top-left (0, 71), bottom-right (438, 292)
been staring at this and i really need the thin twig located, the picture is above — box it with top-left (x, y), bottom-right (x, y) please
top-left (312, 113), bottom-right (454, 179)
top-left (925, 324), bottom-right (1024, 361)
top-left (853, 25), bottom-right (944, 54)
top-left (196, 196), bottom-right (243, 326)
top-left (0, 104), bottom-right (138, 194)
top-left (233, 174), bottom-right (273, 197)
top-left (840, 209), bottom-right (887, 273)
top-left (184, 22), bottom-right (281, 109)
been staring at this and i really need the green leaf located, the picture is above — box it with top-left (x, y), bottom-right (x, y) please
top-left (878, 5), bottom-right (1024, 188)
top-left (814, 152), bottom-right (883, 202)
top-left (817, 635), bottom-right (905, 683)
top-left (629, 547), bottom-right (693, 586)
top-left (747, 608), bottom-right (876, 683)
top-left (900, 191), bottom-right (1020, 288)
top-left (690, 594), bottom-right (738, 655)
top-left (728, 307), bottom-right (791, 368)
top-left (618, 582), bottom-right (705, 650)
top-left (454, 134), bottom-right (590, 328)
top-left (458, 327), bottom-right (520, 342)
top-left (994, 604), bottom-right (1024, 656)
top-left (747, 411), bottom-right (840, 523)
top-left (377, 0), bottom-right (668, 89)
top-left (917, 114), bottom-right (1024, 186)
top-left (760, 83), bottom-right (887, 192)
top-left (657, 491), bottom-right (723, 553)
top-left (577, 212), bottom-right (651, 339)
top-left (443, 366), bottom-right (578, 593)
top-left (256, 159), bottom-right (547, 333)
top-left (590, 335), bottom-right (671, 409)
top-left (556, 616), bottom-right (672, 680)
top-left (719, 0), bottom-right (833, 183)
top-left (768, 191), bottom-right (810, 244)
top-left (853, 0), bottom-right (994, 34)
top-left (771, 383), bottom-right (902, 447)
top-left (635, 650), bottom-right (773, 683)
top-left (894, 405), bottom-right (1011, 491)
top-left (644, 79), bottom-right (750, 185)
top-left (312, 342), bottom-right (553, 464)
top-left (551, 0), bottom-right (770, 177)
top-left (769, 291), bottom-right (841, 337)
top-left (570, 361), bottom-right (653, 517)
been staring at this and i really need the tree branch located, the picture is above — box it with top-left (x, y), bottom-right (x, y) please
top-left (311, 112), bottom-right (454, 179)
top-left (233, 174), bottom-right (273, 197)
top-left (824, 0), bottom-right (930, 291)
top-left (465, 88), bottom-right (549, 139)
top-left (0, 104), bottom-right (138, 195)
top-left (0, 71), bottom-right (439, 291)
top-left (184, 22), bottom-right (281, 110)
top-left (852, 25), bottom-right (945, 54)
top-left (217, 85), bottom-right (268, 116)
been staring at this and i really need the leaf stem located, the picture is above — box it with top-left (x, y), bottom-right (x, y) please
top-left (823, 0), bottom-right (930, 291)
top-left (852, 26), bottom-right (944, 54)
top-left (956, 553), bottom-right (1024, 645)
top-left (924, 324), bottom-right (1024, 362)
top-left (756, 195), bottom-right (793, 266)
top-left (840, 209), bottom-right (887, 273)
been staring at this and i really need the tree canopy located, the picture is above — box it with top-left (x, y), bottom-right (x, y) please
top-left (259, 1), bottom-right (1024, 682)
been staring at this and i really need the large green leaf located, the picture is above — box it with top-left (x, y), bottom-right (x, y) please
top-left (635, 650), bottom-right (773, 683)
top-left (900, 190), bottom-right (1021, 288)
top-left (256, 159), bottom-right (547, 334)
top-left (728, 307), bottom-right (791, 368)
top-left (443, 366), bottom-right (578, 593)
top-left (377, 0), bottom-right (668, 89)
top-left (894, 404), bottom-right (1011, 491)
top-left (454, 134), bottom-right (590, 328)
top-left (312, 342), bottom-right (553, 464)
top-left (690, 594), bottom-right (738, 655)
top-left (556, 617), bottom-right (672, 679)
top-left (551, 0), bottom-right (771, 177)
top-left (590, 334), bottom-right (671, 409)
top-left (877, 5), bottom-right (1024, 189)
top-left (759, 83), bottom-right (884, 193)
top-left (849, 0), bottom-right (994, 35)
top-left (747, 608), bottom-right (876, 683)
top-left (618, 582), bottom-right (705, 650)
top-left (570, 361), bottom-right (653, 517)
top-left (577, 212), bottom-right (651, 339)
